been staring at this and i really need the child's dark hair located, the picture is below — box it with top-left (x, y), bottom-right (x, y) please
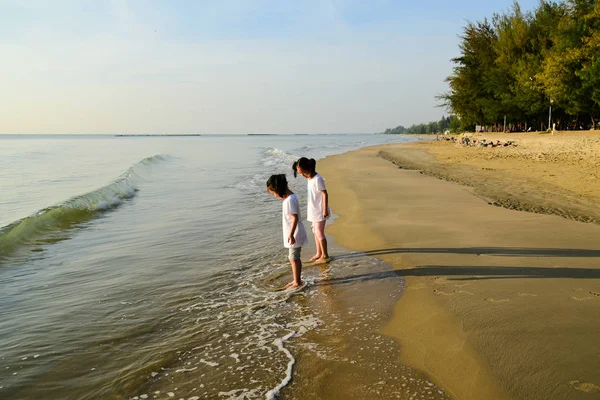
top-left (293, 157), bottom-right (316, 178)
top-left (266, 174), bottom-right (288, 197)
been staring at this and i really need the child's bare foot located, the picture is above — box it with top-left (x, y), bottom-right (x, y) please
top-left (288, 280), bottom-right (303, 288)
top-left (309, 254), bottom-right (321, 262)
top-left (284, 281), bottom-right (295, 289)
top-left (314, 256), bottom-right (331, 264)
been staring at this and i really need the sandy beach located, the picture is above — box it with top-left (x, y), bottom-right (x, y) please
top-left (318, 131), bottom-right (600, 400)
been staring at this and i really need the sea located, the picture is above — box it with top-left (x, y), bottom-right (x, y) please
top-left (0, 134), bottom-right (450, 400)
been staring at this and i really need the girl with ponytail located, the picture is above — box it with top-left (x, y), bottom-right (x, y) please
top-left (293, 157), bottom-right (330, 262)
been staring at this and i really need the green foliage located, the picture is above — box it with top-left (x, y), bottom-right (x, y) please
top-left (384, 116), bottom-right (461, 134)
top-left (440, 0), bottom-right (600, 130)
top-left (438, 19), bottom-right (499, 127)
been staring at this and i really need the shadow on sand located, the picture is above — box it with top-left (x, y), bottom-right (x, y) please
top-left (314, 246), bottom-right (600, 286)
top-left (332, 247), bottom-right (600, 259)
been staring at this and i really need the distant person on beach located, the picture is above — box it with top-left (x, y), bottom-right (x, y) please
top-left (293, 157), bottom-right (330, 263)
top-left (267, 174), bottom-right (308, 288)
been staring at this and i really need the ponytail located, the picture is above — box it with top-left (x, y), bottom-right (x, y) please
top-left (296, 157), bottom-right (316, 176)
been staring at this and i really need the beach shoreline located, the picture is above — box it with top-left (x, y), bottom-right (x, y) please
top-left (318, 131), bottom-right (600, 400)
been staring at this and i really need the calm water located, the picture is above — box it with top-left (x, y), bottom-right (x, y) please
top-left (0, 134), bottom-right (449, 400)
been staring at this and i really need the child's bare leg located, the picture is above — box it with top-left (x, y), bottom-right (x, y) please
top-left (314, 239), bottom-right (330, 264)
top-left (290, 259), bottom-right (303, 287)
top-left (319, 238), bottom-right (329, 259)
top-left (309, 230), bottom-right (322, 261)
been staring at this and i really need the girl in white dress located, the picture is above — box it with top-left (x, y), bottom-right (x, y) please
top-left (293, 157), bottom-right (330, 263)
top-left (267, 174), bottom-right (308, 288)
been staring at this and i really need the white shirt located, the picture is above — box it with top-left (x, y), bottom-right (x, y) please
top-left (306, 173), bottom-right (330, 222)
top-left (282, 194), bottom-right (308, 248)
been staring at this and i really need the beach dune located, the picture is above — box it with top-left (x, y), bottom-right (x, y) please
top-left (319, 132), bottom-right (600, 400)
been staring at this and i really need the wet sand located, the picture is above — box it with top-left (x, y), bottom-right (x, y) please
top-left (282, 244), bottom-right (452, 400)
top-left (318, 131), bottom-right (600, 400)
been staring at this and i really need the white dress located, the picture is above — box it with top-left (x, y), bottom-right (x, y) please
top-left (306, 174), bottom-right (330, 222)
top-left (282, 194), bottom-right (307, 248)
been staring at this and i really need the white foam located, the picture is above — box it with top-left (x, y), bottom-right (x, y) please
top-left (121, 184), bottom-right (136, 198)
top-left (264, 330), bottom-right (296, 400)
top-left (94, 201), bottom-right (110, 210)
top-left (218, 388), bottom-right (263, 399)
top-left (199, 359), bottom-right (219, 367)
top-left (262, 148), bottom-right (297, 168)
top-left (93, 196), bottom-right (122, 210)
top-left (175, 367), bottom-right (198, 373)
top-left (285, 315), bottom-right (322, 337)
top-left (218, 388), bottom-right (247, 398)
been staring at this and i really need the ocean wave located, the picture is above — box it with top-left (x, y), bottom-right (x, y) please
top-left (228, 148), bottom-right (300, 195)
top-left (262, 147), bottom-right (298, 169)
top-left (0, 154), bottom-right (169, 264)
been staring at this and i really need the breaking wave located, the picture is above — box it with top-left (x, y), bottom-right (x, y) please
top-left (0, 155), bottom-right (169, 264)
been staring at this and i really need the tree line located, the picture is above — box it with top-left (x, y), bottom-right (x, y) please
top-left (383, 115), bottom-right (460, 134)
top-left (385, 0), bottom-right (599, 134)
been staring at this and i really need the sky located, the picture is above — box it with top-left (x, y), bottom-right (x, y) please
top-left (1, 0), bottom-right (541, 134)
